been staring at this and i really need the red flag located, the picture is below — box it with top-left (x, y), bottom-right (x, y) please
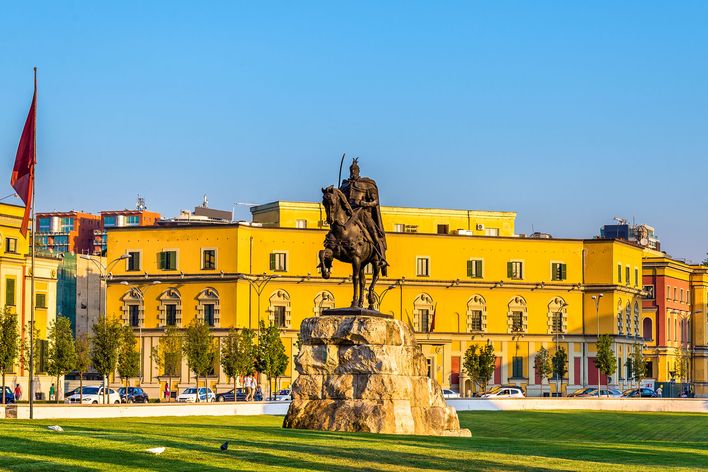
top-left (430, 304), bottom-right (437, 332)
top-left (11, 74), bottom-right (37, 237)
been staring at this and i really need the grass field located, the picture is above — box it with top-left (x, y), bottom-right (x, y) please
top-left (0, 410), bottom-right (706, 471)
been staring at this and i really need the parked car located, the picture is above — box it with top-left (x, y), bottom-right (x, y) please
top-left (442, 389), bottom-right (460, 399)
top-left (1, 386), bottom-right (16, 404)
top-left (275, 389), bottom-right (292, 401)
top-left (622, 387), bottom-right (657, 398)
top-left (480, 386), bottom-right (525, 398)
top-left (177, 387), bottom-right (215, 403)
top-left (119, 387), bottom-right (150, 403)
top-left (215, 388), bottom-right (263, 402)
top-left (65, 386), bottom-right (121, 404)
top-left (569, 387), bottom-right (622, 397)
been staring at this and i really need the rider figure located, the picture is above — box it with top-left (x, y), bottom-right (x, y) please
top-left (339, 158), bottom-right (388, 275)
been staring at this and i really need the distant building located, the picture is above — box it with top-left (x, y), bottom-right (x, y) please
top-left (600, 218), bottom-right (660, 251)
top-left (92, 208), bottom-right (160, 255)
top-left (156, 195), bottom-right (231, 226)
top-left (35, 211), bottom-right (101, 254)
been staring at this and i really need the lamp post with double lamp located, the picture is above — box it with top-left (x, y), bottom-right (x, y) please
top-left (236, 273), bottom-right (280, 330)
top-left (119, 281), bottom-right (161, 385)
top-left (591, 293), bottom-right (604, 396)
top-left (79, 254), bottom-right (130, 321)
top-left (375, 283), bottom-right (398, 313)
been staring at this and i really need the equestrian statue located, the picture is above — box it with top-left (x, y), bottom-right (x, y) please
top-left (318, 158), bottom-right (389, 310)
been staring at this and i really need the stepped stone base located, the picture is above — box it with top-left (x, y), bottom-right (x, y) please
top-left (283, 314), bottom-right (471, 437)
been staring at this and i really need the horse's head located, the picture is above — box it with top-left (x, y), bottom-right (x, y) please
top-left (317, 248), bottom-right (333, 279)
top-left (321, 186), bottom-right (336, 225)
top-left (322, 185), bottom-right (352, 226)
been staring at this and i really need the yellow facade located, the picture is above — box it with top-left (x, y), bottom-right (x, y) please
top-left (106, 201), bottom-right (649, 398)
top-left (0, 203), bottom-right (60, 398)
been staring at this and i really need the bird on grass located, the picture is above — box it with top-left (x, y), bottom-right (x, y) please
top-left (47, 425), bottom-right (64, 432)
top-left (145, 447), bottom-right (166, 455)
top-left (220, 441), bottom-right (229, 451)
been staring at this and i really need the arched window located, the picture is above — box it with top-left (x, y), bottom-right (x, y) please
top-left (466, 295), bottom-right (486, 333)
top-left (633, 302), bottom-right (640, 337)
top-left (642, 317), bottom-right (653, 341)
top-left (413, 293), bottom-right (434, 333)
top-left (158, 289), bottom-right (182, 327)
top-left (313, 291), bottom-right (335, 316)
top-left (196, 288), bottom-right (220, 327)
top-left (507, 296), bottom-right (528, 334)
top-left (547, 297), bottom-right (567, 334)
top-left (268, 290), bottom-right (291, 328)
top-left (625, 303), bottom-right (631, 337)
top-left (617, 299), bottom-right (623, 335)
top-left (120, 289), bottom-right (143, 328)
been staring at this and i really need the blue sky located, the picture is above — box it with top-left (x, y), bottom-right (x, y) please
top-left (1, 2), bottom-right (707, 260)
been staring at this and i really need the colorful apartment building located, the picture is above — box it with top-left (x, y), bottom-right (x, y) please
top-left (105, 201), bottom-right (648, 398)
top-left (35, 211), bottom-right (101, 254)
top-left (92, 209), bottom-right (161, 255)
top-left (1, 203), bottom-right (60, 400)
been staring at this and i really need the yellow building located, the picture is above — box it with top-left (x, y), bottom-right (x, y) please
top-left (0, 203), bottom-right (60, 400)
top-left (105, 201), bottom-right (651, 398)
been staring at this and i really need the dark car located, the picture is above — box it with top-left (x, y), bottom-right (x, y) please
top-left (118, 387), bottom-right (149, 403)
top-left (1, 387), bottom-right (15, 404)
top-left (216, 387), bottom-right (263, 402)
top-left (622, 387), bottom-right (657, 398)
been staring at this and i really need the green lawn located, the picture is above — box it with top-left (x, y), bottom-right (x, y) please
top-left (0, 410), bottom-right (706, 471)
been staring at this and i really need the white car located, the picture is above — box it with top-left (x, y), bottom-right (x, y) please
top-left (177, 387), bottom-right (216, 403)
top-left (65, 386), bottom-right (122, 404)
top-left (275, 389), bottom-right (292, 401)
top-left (480, 387), bottom-right (525, 398)
top-left (442, 389), bottom-right (461, 399)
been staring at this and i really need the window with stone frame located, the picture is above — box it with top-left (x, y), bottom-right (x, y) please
top-left (507, 297), bottom-right (528, 334)
top-left (120, 290), bottom-right (144, 327)
top-left (625, 303), bottom-right (631, 337)
top-left (547, 297), bottom-right (568, 334)
top-left (466, 295), bottom-right (486, 333)
top-left (196, 288), bottom-right (220, 328)
top-left (268, 290), bottom-right (291, 329)
top-left (129, 305), bottom-right (140, 327)
top-left (413, 293), bottom-right (434, 333)
top-left (633, 302), bottom-right (640, 337)
top-left (313, 291), bottom-right (335, 316)
top-left (158, 289), bottom-right (182, 328)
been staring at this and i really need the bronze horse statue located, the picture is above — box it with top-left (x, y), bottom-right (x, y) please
top-left (318, 186), bottom-right (381, 309)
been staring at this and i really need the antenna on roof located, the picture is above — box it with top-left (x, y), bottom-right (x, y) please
top-left (613, 216), bottom-right (627, 225)
top-left (202, 194), bottom-right (209, 208)
top-left (136, 195), bottom-right (147, 211)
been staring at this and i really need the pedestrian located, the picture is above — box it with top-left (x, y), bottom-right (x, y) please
top-left (245, 374), bottom-right (253, 401)
top-left (251, 375), bottom-right (258, 401)
top-left (14, 384), bottom-right (21, 402)
top-left (656, 386), bottom-right (663, 398)
top-left (164, 383), bottom-right (170, 402)
top-left (49, 383), bottom-right (55, 402)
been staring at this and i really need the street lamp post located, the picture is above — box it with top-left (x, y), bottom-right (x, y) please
top-left (237, 273), bottom-right (279, 330)
top-left (375, 283), bottom-right (398, 313)
top-left (591, 294), bottom-right (604, 396)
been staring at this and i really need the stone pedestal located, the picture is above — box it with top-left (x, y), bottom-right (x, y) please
top-left (283, 314), bottom-right (471, 437)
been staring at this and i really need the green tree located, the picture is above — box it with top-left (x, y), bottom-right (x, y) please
top-left (256, 321), bottom-right (288, 400)
top-left (152, 326), bottom-right (182, 403)
top-left (117, 326), bottom-right (141, 394)
top-left (220, 328), bottom-right (256, 397)
top-left (673, 347), bottom-right (689, 382)
top-left (20, 322), bottom-right (41, 374)
top-left (91, 317), bottom-right (123, 403)
top-left (74, 333), bottom-right (91, 404)
top-left (47, 316), bottom-right (76, 403)
top-left (534, 347), bottom-right (553, 396)
top-left (462, 341), bottom-right (496, 395)
top-left (551, 347), bottom-right (568, 396)
top-left (183, 318), bottom-right (216, 402)
top-left (0, 309), bottom-right (20, 404)
top-left (594, 335), bottom-right (617, 395)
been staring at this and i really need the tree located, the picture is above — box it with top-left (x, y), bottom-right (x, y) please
top-left (152, 326), bottom-right (182, 403)
top-left (256, 321), bottom-right (288, 400)
top-left (551, 347), bottom-right (568, 396)
top-left (47, 316), bottom-right (76, 403)
top-left (20, 322), bottom-right (41, 374)
top-left (117, 326), bottom-right (141, 394)
top-left (630, 343), bottom-right (646, 389)
top-left (91, 317), bottom-right (123, 403)
top-left (220, 328), bottom-right (256, 396)
top-left (673, 347), bottom-right (689, 383)
top-left (594, 335), bottom-right (617, 395)
top-left (0, 309), bottom-right (20, 404)
top-left (534, 347), bottom-right (552, 396)
top-left (183, 318), bottom-right (216, 402)
top-left (462, 341), bottom-right (496, 395)
top-left (74, 333), bottom-right (91, 404)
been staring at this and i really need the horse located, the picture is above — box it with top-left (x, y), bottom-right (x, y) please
top-left (318, 186), bottom-right (381, 309)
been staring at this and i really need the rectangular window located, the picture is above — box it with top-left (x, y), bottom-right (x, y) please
top-left (404, 225), bottom-right (418, 233)
top-left (5, 238), bottom-right (17, 254)
top-left (204, 304), bottom-right (215, 327)
top-left (270, 252), bottom-right (287, 272)
top-left (467, 259), bottom-right (483, 278)
top-left (511, 311), bottom-right (523, 331)
top-left (673, 287), bottom-right (677, 301)
top-left (666, 286), bottom-right (671, 300)
top-left (127, 251), bottom-right (141, 271)
top-left (680, 288), bottom-right (684, 302)
top-left (634, 268), bottom-right (639, 287)
top-left (126, 215), bottom-right (140, 226)
top-left (551, 263), bottom-right (567, 281)
top-left (416, 257), bottom-right (430, 277)
top-left (626, 358), bottom-right (633, 380)
top-left (507, 261), bottom-right (523, 280)
top-left (166, 305), bottom-right (177, 326)
top-left (202, 249), bottom-right (216, 270)
top-left (437, 224), bottom-right (449, 235)
top-left (159, 251), bottom-right (177, 270)
top-left (35, 293), bottom-right (47, 309)
top-left (274, 306), bottom-right (286, 328)
top-left (394, 224), bottom-right (404, 233)
top-left (419, 309), bottom-right (430, 333)
top-left (625, 266), bottom-right (630, 285)
top-left (5, 278), bottom-right (15, 306)
top-left (512, 356), bottom-right (523, 379)
top-left (618, 264), bottom-right (622, 283)
top-left (38, 218), bottom-right (50, 232)
top-left (103, 216), bottom-right (116, 227)
top-left (552, 312), bottom-right (563, 333)
top-left (60, 217), bottom-right (74, 232)
top-left (470, 310), bottom-right (483, 331)
top-left (485, 228), bottom-right (500, 236)
top-left (295, 219), bottom-right (307, 229)
top-left (129, 305), bottom-right (140, 327)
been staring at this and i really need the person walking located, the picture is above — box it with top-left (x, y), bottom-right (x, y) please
top-left (164, 383), bottom-right (170, 402)
top-left (656, 386), bottom-right (663, 398)
top-left (49, 383), bottom-right (55, 402)
top-left (14, 384), bottom-right (21, 402)
top-left (251, 375), bottom-right (258, 401)
top-left (244, 374), bottom-right (253, 401)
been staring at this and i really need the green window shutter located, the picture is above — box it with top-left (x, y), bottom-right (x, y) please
top-left (169, 252), bottom-right (176, 270)
top-left (551, 263), bottom-right (558, 280)
top-left (270, 253), bottom-right (276, 271)
top-left (467, 260), bottom-right (473, 277)
top-left (476, 260), bottom-right (482, 278)
top-left (159, 251), bottom-right (165, 270)
top-left (560, 264), bottom-right (567, 280)
top-left (6, 278), bottom-right (15, 306)
top-left (507, 262), bottom-right (513, 278)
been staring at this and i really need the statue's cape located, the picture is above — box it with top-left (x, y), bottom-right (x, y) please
top-left (341, 177), bottom-right (386, 247)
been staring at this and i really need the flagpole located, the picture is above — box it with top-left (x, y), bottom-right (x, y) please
top-left (29, 67), bottom-right (37, 420)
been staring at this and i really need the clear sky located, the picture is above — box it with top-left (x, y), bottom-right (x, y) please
top-left (1, 2), bottom-right (707, 261)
